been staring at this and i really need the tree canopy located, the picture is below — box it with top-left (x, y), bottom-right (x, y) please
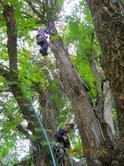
top-left (0, 0), bottom-right (124, 165)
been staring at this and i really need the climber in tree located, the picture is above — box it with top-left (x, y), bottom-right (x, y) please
top-left (54, 123), bottom-right (74, 163)
top-left (55, 123), bottom-right (74, 149)
top-left (36, 28), bottom-right (51, 56)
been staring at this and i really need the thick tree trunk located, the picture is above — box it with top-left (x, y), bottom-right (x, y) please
top-left (86, 0), bottom-right (124, 165)
top-left (51, 34), bottom-right (106, 165)
top-left (86, 0), bottom-right (124, 137)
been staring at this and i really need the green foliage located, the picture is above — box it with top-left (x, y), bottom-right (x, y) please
top-left (34, 127), bottom-right (41, 132)
top-left (68, 131), bottom-right (83, 158)
top-left (31, 135), bottom-right (37, 141)
top-left (0, 31), bottom-right (8, 62)
top-left (64, 18), bottom-right (98, 99)
top-left (18, 52), bottom-right (49, 99)
top-left (0, 98), bottom-right (23, 163)
top-left (48, 80), bottom-right (73, 126)
top-left (0, 0), bottom-right (118, 163)
top-left (0, 139), bottom-right (15, 158)
top-left (53, 0), bottom-right (64, 18)
top-left (41, 140), bottom-right (48, 146)
top-left (80, 0), bottom-right (93, 24)
top-left (72, 55), bottom-right (97, 99)
top-left (63, 1), bottom-right (102, 100)
top-left (51, 34), bottom-right (62, 42)
top-left (56, 0), bottom-right (64, 8)
top-left (0, 76), bottom-right (8, 90)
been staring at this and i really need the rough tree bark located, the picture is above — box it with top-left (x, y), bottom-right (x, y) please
top-left (86, 0), bottom-right (124, 137)
top-left (88, 54), bottom-right (115, 145)
top-left (86, 0), bottom-right (124, 165)
top-left (51, 32), bottom-right (106, 165)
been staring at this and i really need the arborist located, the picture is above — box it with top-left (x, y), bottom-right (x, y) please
top-left (36, 28), bottom-right (51, 56)
top-left (55, 123), bottom-right (74, 149)
top-left (54, 123), bottom-right (74, 163)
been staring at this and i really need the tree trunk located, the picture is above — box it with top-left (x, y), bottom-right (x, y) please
top-left (50, 33), bottom-right (106, 165)
top-left (86, 0), bottom-right (124, 137)
top-left (3, 5), bottom-right (55, 166)
top-left (86, 0), bottom-right (124, 164)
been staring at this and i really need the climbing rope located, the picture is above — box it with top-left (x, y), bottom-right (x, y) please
top-left (27, 59), bottom-right (56, 166)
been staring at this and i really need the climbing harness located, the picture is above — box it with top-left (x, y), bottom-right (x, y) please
top-left (54, 143), bottom-right (66, 166)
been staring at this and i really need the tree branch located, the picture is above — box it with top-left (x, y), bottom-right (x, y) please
top-left (2, 4), bottom-right (44, 144)
top-left (0, 63), bottom-right (10, 80)
top-left (3, 5), bottom-right (18, 80)
top-left (27, 1), bottom-right (46, 24)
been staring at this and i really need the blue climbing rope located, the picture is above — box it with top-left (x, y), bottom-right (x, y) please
top-left (30, 103), bottom-right (56, 166)
top-left (27, 59), bottom-right (56, 166)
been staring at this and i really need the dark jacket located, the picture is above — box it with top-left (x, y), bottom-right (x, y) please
top-left (55, 128), bottom-right (70, 148)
